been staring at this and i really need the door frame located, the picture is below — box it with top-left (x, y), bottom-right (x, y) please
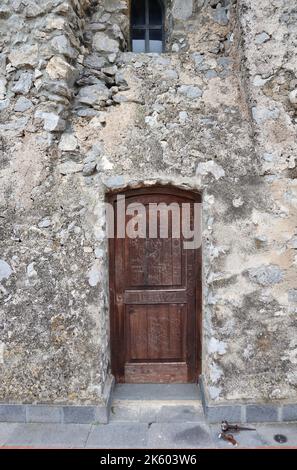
top-left (108, 185), bottom-right (202, 383)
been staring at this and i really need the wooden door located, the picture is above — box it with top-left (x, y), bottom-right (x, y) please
top-left (109, 187), bottom-right (201, 383)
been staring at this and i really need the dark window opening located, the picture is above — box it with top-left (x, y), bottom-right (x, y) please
top-left (131, 0), bottom-right (164, 53)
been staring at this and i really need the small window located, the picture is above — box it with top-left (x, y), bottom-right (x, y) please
top-left (131, 0), bottom-right (164, 53)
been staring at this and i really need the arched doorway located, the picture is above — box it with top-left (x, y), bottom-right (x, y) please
top-left (108, 186), bottom-right (202, 383)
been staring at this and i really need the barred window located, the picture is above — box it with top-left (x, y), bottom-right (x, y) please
top-left (131, 0), bottom-right (164, 53)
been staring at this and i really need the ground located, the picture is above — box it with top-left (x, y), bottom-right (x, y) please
top-left (0, 421), bottom-right (296, 449)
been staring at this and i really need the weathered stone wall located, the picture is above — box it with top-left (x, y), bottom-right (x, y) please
top-left (0, 0), bottom-right (296, 407)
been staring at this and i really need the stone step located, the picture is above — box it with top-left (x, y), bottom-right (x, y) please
top-left (110, 384), bottom-right (204, 423)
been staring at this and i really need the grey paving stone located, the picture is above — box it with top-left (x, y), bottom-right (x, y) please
top-left (4, 423), bottom-right (91, 448)
top-left (148, 422), bottom-right (214, 449)
top-left (0, 405), bottom-right (26, 423)
top-left (63, 406), bottom-right (105, 424)
top-left (0, 423), bottom-right (19, 445)
top-left (209, 424), bottom-right (268, 449)
top-left (256, 423), bottom-right (297, 448)
top-left (282, 405), bottom-right (297, 422)
top-left (113, 384), bottom-right (201, 401)
top-left (206, 405), bottom-right (241, 424)
top-left (86, 423), bottom-right (148, 448)
top-left (155, 405), bottom-right (205, 423)
top-left (246, 405), bottom-right (278, 423)
top-left (26, 406), bottom-right (62, 423)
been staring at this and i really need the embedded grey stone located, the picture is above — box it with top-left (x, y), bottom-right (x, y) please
top-left (288, 289), bottom-right (297, 303)
top-left (108, 51), bottom-right (117, 61)
top-left (94, 247), bottom-right (104, 259)
top-left (11, 1), bottom-right (24, 14)
top-left (75, 107), bottom-right (100, 118)
top-left (83, 161), bottom-right (97, 176)
top-left (0, 99), bottom-right (10, 111)
top-left (51, 35), bottom-right (77, 59)
top-left (289, 89), bottom-right (297, 109)
top-left (248, 265), bottom-right (283, 286)
top-left (213, 5), bottom-right (229, 26)
top-left (179, 111), bottom-right (188, 124)
top-left (0, 4), bottom-right (10, 18)
top-left (102, 65), bottom-right (117, 76)
top-left (59, 161), bottom-right (83, 175)
top-left (178, 85), bottom-right (202, 99)
top-left (163, 69), bottom-right (178, 80)
top-left (218, 56), bottom-right (231, 69)
top-left (59, 133), bottom-right (78, 151)
top-left (12, 72), bottom-right (33, 95)
top-left (0, 260), bottom-right (12, 282)
top-left (105, 175), bottom-right (125, 188)
top-left (38, 218), bottom-right (52, 229)
top-left (172, 0), bottom-right (193, 21)
top-left (93, 32), bottom-right (120, 54)
top-left (253, 75), bottom-right (271, 87)
top-left (104, 0), bottom-right (126, 13)
top-left (40, 112), bottom-right (66, 132)
top-left (196, 160), bottom-right (225, 180)
top-left (252, 106), bottom-right (280, 124)
top-left (255, 32), bottom-right (270, 44)
top-left (0, 117), bottom-right (28, 132)
top-left (232, 197), bottom-right (244, 207)
top-left (84, 54), bottom-right (107, 70)
top-left (77, 83), bottom-right (111, 107)
top-left (25, 1), bottom-right (43, 18)
top-left (255, 235), bottom-right (267, 246)
top-left (14, 97), bottom-right (33, 112)
top-left (115, 72), bottom-right (128, 88)
top-left (0, 53), bottom-right (6, 75)
top-left (27, 262), bottom-right (37, 278)
top-left (205, 70), bottom-right (217, 79)
top-left (192, 53), bottom-right (205, 69)
top-left (87, 260), bottom-right (101, 286)
top-left (86, 143), bottom-right (103, 161)
top-left (0, 77), bottom-right (6, 99)
top-left (8, 44), bottom-right (39, 67)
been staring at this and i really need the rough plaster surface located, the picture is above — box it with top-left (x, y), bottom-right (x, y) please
top-left (0, 0), bottom-right (296, 407)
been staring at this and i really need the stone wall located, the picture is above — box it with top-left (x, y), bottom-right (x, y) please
top-left (0, 0), bottom-right (296, 409)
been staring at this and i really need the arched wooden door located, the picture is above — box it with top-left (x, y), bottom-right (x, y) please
top-left (108, 186), bottom-right (202, 383)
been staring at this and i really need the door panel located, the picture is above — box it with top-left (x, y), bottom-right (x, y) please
top-left (109, 186), bottom-right (201, 383)
top-left (127, 304), bottom-right (185, 361)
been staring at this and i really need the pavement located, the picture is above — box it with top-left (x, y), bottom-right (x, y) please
top-left (0, 421), bottom-right (296, 449)
top-left (1, 385), bottom-right (296, 449)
